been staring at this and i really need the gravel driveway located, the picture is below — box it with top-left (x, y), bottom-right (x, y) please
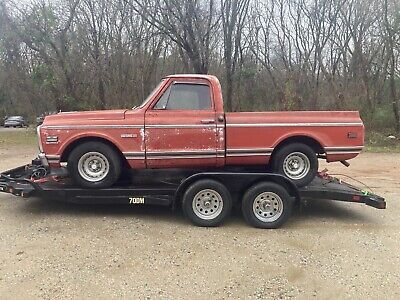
top-left (0, 145), bottom-right (399, 299)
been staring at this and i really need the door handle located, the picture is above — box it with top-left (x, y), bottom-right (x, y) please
top-left (200, 119), bottom-right (215, 124)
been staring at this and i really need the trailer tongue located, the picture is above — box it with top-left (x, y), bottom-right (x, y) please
top-left (0, 160), bottom-right (386, 228)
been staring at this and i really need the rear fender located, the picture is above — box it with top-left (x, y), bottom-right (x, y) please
top-left (272, 132), bottom-right (327, 151)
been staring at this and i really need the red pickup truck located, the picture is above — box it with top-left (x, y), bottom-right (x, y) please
top-left (37, 74), bottom-right (364, 188)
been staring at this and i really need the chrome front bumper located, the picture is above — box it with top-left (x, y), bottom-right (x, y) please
top-left (38, 153), bottom-right (49, 167)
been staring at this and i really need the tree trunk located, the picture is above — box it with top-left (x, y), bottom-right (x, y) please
top-left (389, 57), bottom-right (400, 133)
top-left (225, 71), bottom-right (233, 111)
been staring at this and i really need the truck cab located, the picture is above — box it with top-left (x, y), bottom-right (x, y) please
top-left (141, 75), bottom-right (226, 169)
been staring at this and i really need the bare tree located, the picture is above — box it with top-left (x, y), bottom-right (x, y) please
top-left (383, 0), bottom-right (400, 133)
top-left (220, 0), bottom-right (250, 111)
top-left (0, 0), bottom-right (81, 110)
top-left (0, 0), bottom-right (399, 133)
top-left (129, 0), bottom-right (219, 74)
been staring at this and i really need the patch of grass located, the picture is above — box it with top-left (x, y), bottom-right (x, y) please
top-left (0, 128), bottom-right (37, 148)
top-left (364, 131), bottom-right (400, 153)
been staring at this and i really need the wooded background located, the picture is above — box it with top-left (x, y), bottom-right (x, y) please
top-left (0, 0), bottom-right (399, 133)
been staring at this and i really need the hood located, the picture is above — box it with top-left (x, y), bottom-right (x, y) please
top-left (43, 109), bottom-right (128, 124)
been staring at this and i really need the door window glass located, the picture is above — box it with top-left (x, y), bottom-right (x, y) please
top-left (154, 83), bottom-right (212, 110)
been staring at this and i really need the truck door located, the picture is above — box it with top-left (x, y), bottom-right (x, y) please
top-left (145, 81), bottom-right (218, 168)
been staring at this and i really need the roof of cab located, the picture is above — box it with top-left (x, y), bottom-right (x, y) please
top-left (165, 74), bottom-right (218, 80)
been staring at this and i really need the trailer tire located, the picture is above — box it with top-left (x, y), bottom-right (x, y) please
top-left (242, 182), bottom-right (293, 229)
top-left (182, 179), bottom-right (232, 227)
top-left (68, 141), bottom-right (122, 189)
top-left (272, 143), bottom-right (318, 187)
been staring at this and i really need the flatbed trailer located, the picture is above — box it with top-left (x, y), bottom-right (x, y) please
top-left (0, 161), bottom-right (386, 229)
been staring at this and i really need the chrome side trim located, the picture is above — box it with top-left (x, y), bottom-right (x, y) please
top-left (325, 151), bottom-right (361, 155)
top-left (123, 152), bottom-right (145, 156)
top-left (226, 148), bottom-right (273, 157)
top-left (147, 155), bottom-right (216, 160)
top-left (42, 124), bottom-right (218, 130)
top-left (41, 122), bottom-right (364, 130)
top-left (227, 148), bottom-right (274, 153)
top-left (146, 150), bottom-right (217, 156)
top-left (42, 125), bottom-right (143, 130)
top-left (123, 150), bottom-right (217, 160)
top-left (123, 152), bottom-right (145, 160)
top-left (226, 153), bottom-right (271, 157)
top-left (324, 146), bottom-right (363, 150)
top-left (146, 124), bottom-right (215, 129)
top-left (226, 122), bottom-right (363, 127)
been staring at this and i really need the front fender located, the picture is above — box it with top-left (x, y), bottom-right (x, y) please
top-left (58, 131), bottom-right (125, 156)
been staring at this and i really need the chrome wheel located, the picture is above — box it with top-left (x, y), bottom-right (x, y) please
top-left (283, 152), bottom-right (310, 180)
top-left (252, 192), bottom-right (283, 222)
top-left (192, 189), bottom-right (224, 220)
top-left (77, 152), bottom-right (109, 182)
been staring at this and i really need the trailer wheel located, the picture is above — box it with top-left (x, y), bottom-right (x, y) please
top-left (242, 182), bottom-right (293, 229)
top-left (68, 141), bottom-right (122, 189)
top-left (272, 143), bottom-right (318, 187)
top-left (182, 179), bottom-right (232, 227)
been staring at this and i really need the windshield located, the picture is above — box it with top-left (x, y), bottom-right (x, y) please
top-left (137, 79), bottom-right (166, 109)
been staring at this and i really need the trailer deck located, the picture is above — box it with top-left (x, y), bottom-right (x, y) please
top-left (0, 162), bottom-right (386, 228)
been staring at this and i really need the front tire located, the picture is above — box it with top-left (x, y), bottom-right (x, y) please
top-left (67, 142), bottom-right (122, 189)
top-left (182, 179), bottom-right (232, 227)
top-left (242, 182), bottom-right (294, 229)
top-left (272, 143), bottom-right (318, 187)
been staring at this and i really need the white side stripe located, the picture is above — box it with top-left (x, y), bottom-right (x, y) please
top-left (227, 122), bottom-right (363, 127)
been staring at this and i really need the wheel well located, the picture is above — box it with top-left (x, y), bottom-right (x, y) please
top-left (60, 137), bottom-right (128, 166)
top-left (272, 136), bottom-right (324, 156)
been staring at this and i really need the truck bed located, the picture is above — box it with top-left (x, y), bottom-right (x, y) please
top-left (225, 111), bottom-right (364, 165)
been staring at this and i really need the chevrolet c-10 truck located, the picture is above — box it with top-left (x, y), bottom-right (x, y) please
top-left (37, 74), bottom-right (364, 189)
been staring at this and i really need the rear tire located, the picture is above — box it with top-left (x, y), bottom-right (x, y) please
top-left (272, 143), bottom-right (318, 187)
top-left (67, 141), bottom-right (122, 189)
top-left (182, 179), bottom-right (232, 227)
top-left (242, 182), bottom-right (293, 229)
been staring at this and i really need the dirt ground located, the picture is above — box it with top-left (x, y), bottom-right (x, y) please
top-left (0, 130), bottom-right (399, 299)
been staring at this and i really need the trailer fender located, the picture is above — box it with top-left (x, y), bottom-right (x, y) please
top-left (173, 172), bottom-right (300, 209)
